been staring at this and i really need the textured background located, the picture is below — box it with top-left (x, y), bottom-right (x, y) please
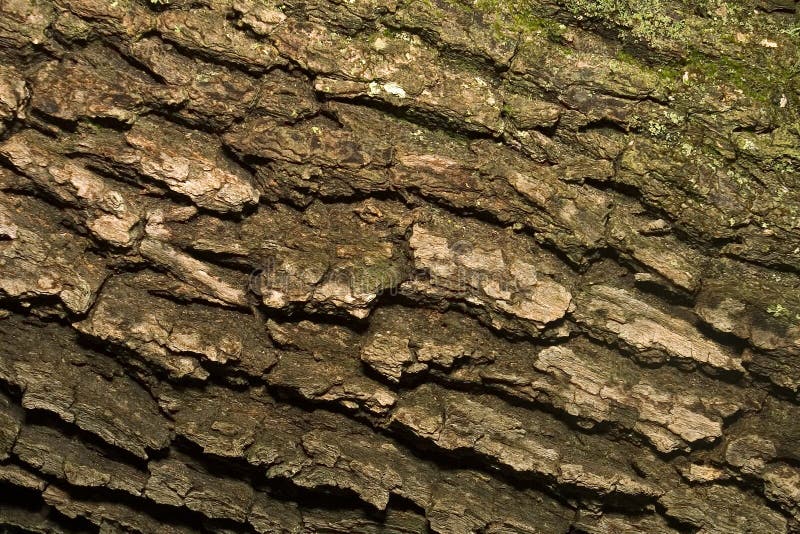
top-left (1, 0), bottom-right (800, 532)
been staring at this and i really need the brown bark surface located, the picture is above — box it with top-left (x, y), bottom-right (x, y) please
top-left (1, 0), bottom-right (800, 532)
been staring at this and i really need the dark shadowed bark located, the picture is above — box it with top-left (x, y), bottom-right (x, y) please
top-left (1, 0), bottom-right (800, 532)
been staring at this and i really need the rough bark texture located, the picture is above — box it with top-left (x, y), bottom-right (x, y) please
top-left (1, 0), bottom-right (800, 532)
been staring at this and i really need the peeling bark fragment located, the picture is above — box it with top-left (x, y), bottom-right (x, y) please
top-left (120, 117), bottom-right (259, 213)
top-left (168, 386), bottom-right (262, 459)
top-left (361, 306), bottom-right (497, 382)
top-left (13, 424), bottom-right (148, 495)
top-left (169, 385), bottom-right (421, 511)
top-left (137, 237), bottom-right (249, 308)
top-left (0, 195), bottom-right (106, 315)
top-left (266, 320), bottom-right (397, 415)
top-left (607, 200), bottom-right (706, 293)
top-left (250, 211), bottom-right (406, 318)
top-left (252, 241), bottom-right (387, 319)
top-left (157, 7), bottom-right (285, 72)
top-left (402, 212), bottom-right (572, 334)
top-left (0, 64), bottom-right (27, 135)
top-left (0, 463), bottom-right (46, 491)
top-left (574, 285), bottom-right (744, 373)
top-left (167, 383), bottom-right (573, 530)
top-left (43, 484), bottom-right (196, 534)
top-left (1, 130), bottom-right (143, 248)
top-left (574, 513), bottom-right (681, 534)
top-left (531, 346), bottom-right (727, 452)
top-left (0, 503), bottom-right (75, 534)
top-left (763, 464), bottom-right (800, 522)
top-left (391, 384), bottom-right (660, 503)
top-left (162, 200), bottom-right (409, 318)
top-left (726, 434), bottom-right (778, 475)
top-left (360, 333), bottom-right (416, 383)
top-left (125, 35), bottom-right (264, 130)
top-left (693, 261), bottom-right (800, 392)
top-left (65, 117), bottom-right (260, 214)
top-left (0, 317), bottom-right (172, 459)
top-left (145, 458), bottom-right (255, 522)
top-left (75, 273), bottom-right (275, 380)
top-left (677, 463), bottom-right (728, 485)
top-left (0, 391), bottom-right (22, 460)
top-left (290, 427), bottom-right (406, 510)
top-left (500, 159), bottom-right (614, 255)
top-left (367, 307), bottom-right (755, 454)
top-left (231, 0), bottom-right (289, 36)
top-left (30, 45), bottom-right (182, 126)
top-left (660, 484), bottom-right (787, 534)
top-left (254, 256), bottom-right (377, 319)
top-left (0, 0), bottom-right (55, 62)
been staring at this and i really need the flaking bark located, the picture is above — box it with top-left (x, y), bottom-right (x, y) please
top-left (1, 0), bottom-right (800, 532)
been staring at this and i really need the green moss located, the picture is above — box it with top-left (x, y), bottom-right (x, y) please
top-left (443, 0), bottom-right (569, 44)
top-left (441, 0), bottom-right (796, 105)
top-left (682, 51), bottom-right (770, 102)
top-left (563, 0), bottom-right (688, 47)
top-left (765, 302), bottom-right (800, 328)
top-left (780, 25), bottom-right (800, 38)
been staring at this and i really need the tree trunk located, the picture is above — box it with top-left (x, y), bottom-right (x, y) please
top-left (1, 0), bottom-right (800, 532)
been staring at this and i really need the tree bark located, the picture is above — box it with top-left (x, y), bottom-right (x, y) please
top-left (1, 0), bottom-right (800, 532)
